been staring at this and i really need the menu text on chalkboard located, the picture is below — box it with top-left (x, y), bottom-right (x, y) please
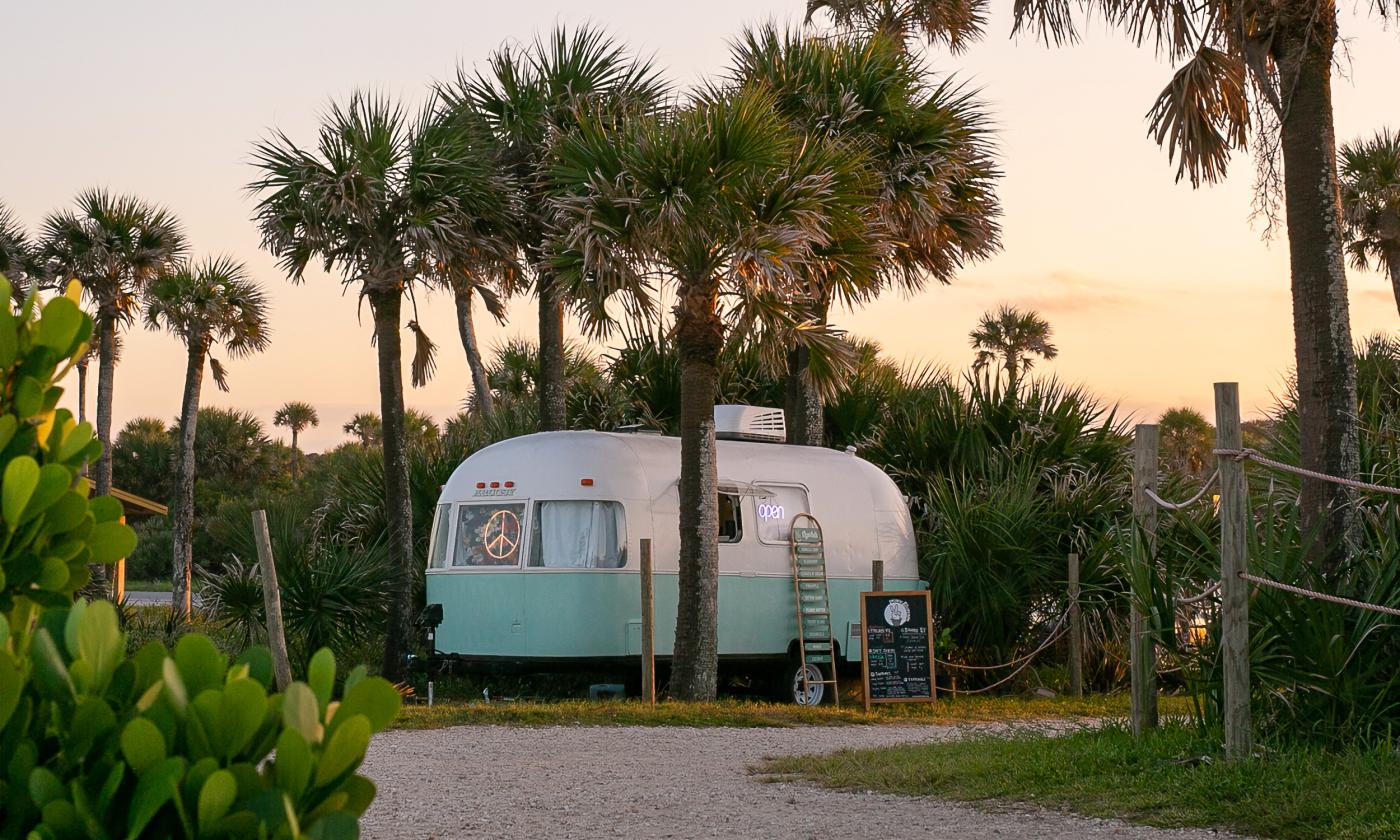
top-left (860, 591), bottom-right (936, 711)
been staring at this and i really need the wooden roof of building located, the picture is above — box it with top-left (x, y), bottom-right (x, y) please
top-left (110, 487), bottom-right (168, 518)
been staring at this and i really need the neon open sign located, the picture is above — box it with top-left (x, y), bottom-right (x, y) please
top-left (757, 502), bottom-right (785, 521)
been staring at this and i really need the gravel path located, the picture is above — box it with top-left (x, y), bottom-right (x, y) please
top-left (361, 723), bottom-right (1238, 839)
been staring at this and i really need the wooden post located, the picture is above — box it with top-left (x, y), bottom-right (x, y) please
top-left (1215, 383), bottom-right (1252, 760)
top-left (871, 559), bottom-right (884, 593)
top-left (252, 510), bottom-right (293, 691)
top-left (1130, 424), bottom-right (1160, 736)
top-left (1067, 552), bottom-right (1083, 698)
top-left (113, 516), bottom-right (127, 603)
top-left (639, 538), bottom-right (655, 705)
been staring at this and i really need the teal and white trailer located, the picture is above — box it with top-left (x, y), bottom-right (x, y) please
top-left (423, 406), bottom-right (918, 703)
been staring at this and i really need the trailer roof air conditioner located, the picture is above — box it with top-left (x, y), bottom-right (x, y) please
top-left (713, 405), bottom-right (786, 443)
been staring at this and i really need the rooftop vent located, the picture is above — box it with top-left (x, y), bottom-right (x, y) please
top-left (714, 405), bottom-right (786, 443)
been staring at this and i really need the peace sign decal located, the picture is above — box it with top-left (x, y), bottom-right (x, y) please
top-left (483, 509), bottom-right (522, 560)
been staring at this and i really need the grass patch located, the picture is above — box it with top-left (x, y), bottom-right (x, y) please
top-left (762, 721), bottom-right (1400, 839)
top-left (393, 693), bottom-right (1189, 730)
top-left (124, 579), bottom-right (173, 592)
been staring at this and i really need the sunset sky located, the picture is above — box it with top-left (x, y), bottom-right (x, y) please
top-left (4, 1), bottom-right (1397, 452)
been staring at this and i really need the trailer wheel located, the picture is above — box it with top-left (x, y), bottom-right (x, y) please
top-left (778, 660), bottom-right (827, 706)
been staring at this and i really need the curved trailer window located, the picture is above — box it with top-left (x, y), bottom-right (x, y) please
top-left (453, 502), bottom-right (527, 567)
top-left (529, 501), bottom-right (626, 568)
top-left (427, 504), bottom-right (452, 569)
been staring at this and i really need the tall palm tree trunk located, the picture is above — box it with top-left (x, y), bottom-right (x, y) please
top-left (784, 345), bottom-right (824, 446)
top-left (1275, 8), bottom-right (1360, 571)
top-left (290, 429), bottom-right (301, 482)
top-left (538, 275), bottom-right (568, 431)
top-left (76, 358), bottom-right (88, 424)
top-left (671, 283), bottom-right (723, 701)
top-left (454, 284), bottom-right (495, 417)
top-left (1384, 244), bottom-right (1400, 318)
top-left (92, 311), bottom-right (118, 587)
top-left (171, 340), bottom-right (206, 620)
top-left (371, 289), bottom-right (415, 682)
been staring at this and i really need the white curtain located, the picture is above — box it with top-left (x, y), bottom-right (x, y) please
top-left (535, 501), bottom-right (624, 568)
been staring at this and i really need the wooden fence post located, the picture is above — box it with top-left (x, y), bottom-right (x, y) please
top-left (252, 510), bottom-right (293, 691)
top-left (1130, 424), bottom-right (1160, 736)
top-left (871, 559), bottom-right (884, 593)
top-left (640, 538), bottom-right (655, 705)
top-left (1068, 552), bottom-right (1083, 698)
top-left (1215, 382), bottom-right (1252, 760)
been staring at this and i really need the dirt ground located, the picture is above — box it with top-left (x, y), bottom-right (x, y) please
top-left (360, 722), bottom-right (1240, 839)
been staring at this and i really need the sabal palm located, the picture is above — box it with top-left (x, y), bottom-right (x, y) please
top-left (0, 201), bottom-right (40, 291)
top-left (39, 189), bottom-right (186, 505)
top-left (969, 305), bottom-right (1057, 391)
top-left (249, 91), bottom-right (515, 679)
top-left (1340, 129), bottom-right (1400, 316)
top-left (343, 412), bottom-right (382, 447)
top-left (441, 24), bottom-right (668, 431)
top-left (728, 25), bottom-right (1002, 444)
top-left (550, 88), bottom-right (879, 699)
top-left (145, 256), bottom-right (270, 618)
top-left (811, 0), bottom-right (1399, 567)
top-left (274, 400), bottom-right (320, 481)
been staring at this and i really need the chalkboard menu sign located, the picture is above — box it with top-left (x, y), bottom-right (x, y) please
top-left (860, 591), bottom-right (936, 711)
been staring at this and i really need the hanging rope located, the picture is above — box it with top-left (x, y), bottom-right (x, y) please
top-left (1176, 581), bottom-right (1222, 605)
top-left (935, 614), bottom-right (1068, 677)
top-left (1144, 470), bottom-right (1220, 510)
top-left (1213, 449), bottom-right (1400, 496)
top-left (1240, 572), bottom-right (1400, 618)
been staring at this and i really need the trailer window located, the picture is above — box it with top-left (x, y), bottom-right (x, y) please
top-left (755, 484), bottom-right (810, 544)
top-left (719, 493), bottom-right (742, 544)
top-left (453, 502), bottom-right (527, 567)
top-left (428, 504), bottom-right (452, 569)
top-left (528, 501), bottom-right (626, 568)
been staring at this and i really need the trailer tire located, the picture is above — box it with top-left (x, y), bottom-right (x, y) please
top-left (775, 658), bottom-right (827, 706)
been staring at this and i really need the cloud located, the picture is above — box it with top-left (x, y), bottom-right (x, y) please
top-left (979, 270), bottom-right (1142, 316)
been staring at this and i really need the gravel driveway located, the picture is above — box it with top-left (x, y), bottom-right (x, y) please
top-left (361, 723), bottom-right (1238, 839)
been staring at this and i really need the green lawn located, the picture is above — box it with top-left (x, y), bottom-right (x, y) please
top-left (393, 692), bottom-right (1190, 730)
top-left (124, 579), bottom-right (173, 592)
top-left (762, 722), bottom-right (1400, 839)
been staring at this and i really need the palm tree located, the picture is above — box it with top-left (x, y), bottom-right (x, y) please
top-left (274, 401), bottom-right (320, 481)
top-left (0, 201), bottom-right (40, 291)
top-left (343, 412), bottom-right (382, 447)
top-left (442, 24), bottom-right (668, 431)
top-left (249, 91), bottom-right (515, 680)
top-left (447, 274), bottom-right (508, 417)
top-left (810, 0), bottom-right (1397, 568)
top-left (728, 26), bottom-right (1002, 445)
top-left (550, 88), bottom-right (878, 699)
top-left (145, 256), bottom-right (271, 618)
top-left (1340, 129), bottom-right (1400, 316)
top-left (1159, 407), bottom-right (1215, 477)
top-left (969, 305), bottom-right (1057, 391)
top-left (38, 190), bottom-right (186, 510)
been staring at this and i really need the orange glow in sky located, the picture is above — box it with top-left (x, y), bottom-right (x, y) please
top-left (4, 1), bottom-right (1396, 451)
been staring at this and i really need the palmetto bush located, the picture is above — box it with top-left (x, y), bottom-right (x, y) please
top-left (856, 371), bottom-right (1130, 675)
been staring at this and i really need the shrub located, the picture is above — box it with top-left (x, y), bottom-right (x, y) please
top-left (125, 516), bottom-right (174, 583)
top-left (0, 276), bottom-right (399, 837)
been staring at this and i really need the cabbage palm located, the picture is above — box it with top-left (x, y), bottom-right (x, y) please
top-left (249, 91), bottom-right (516, 679)
top-left (729, 25), bottom-right (1002, 444)
top-left (550, 88), bottom-right (878, 699)
top-left (0, 201), bottom-right (40, 291)
top-left (1340, 129), bottom-right (1400, 316)
top-left (343, 412), bottom-right (381, 447)
top-left (38, 190), bottom-right (186, 507)
top-left (145, 256), bottom-right (270, 618)
top-left (441, 24), bottom-right (668, 431)
top-left (274, 400), bottom-right (319, 481)
top-left (811, 0), bottom-right (1400, 568)
top-left (969, 305), bottom-right (1057, 391)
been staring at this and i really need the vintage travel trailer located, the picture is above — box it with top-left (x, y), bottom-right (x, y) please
top-left (423, 406), bottom-right (919, 703)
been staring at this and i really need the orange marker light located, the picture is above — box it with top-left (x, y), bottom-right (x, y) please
top-left (490, 481), bottom-right (500, 488)
top-left (504, 481), bottom-right (515, 488)
top-left (475, 482), bottom-right (486, 489)
top-left (580, 478), bottom-right (594, 487)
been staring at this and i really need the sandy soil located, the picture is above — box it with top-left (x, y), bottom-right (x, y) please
top-left (360, 722), bottom-right (1240, 839)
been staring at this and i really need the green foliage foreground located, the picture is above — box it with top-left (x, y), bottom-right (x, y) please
top-left (763, 723), bottom-right (1400, 839)
top-left (0, 276), bottom-right (401, 838)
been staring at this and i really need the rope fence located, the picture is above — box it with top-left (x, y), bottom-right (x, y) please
top-left (1145, 470), bottom-right (1219, 510)
top-left (1212, 448), bottom-right (1400, 497)
top-left (1239, 572), bottom-right (1400, 618)
top-left (935, 612), bottom-right (1068, 672)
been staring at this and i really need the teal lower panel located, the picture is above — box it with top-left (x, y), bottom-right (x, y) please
top-left (426, 572), bottom-right (920, 662)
